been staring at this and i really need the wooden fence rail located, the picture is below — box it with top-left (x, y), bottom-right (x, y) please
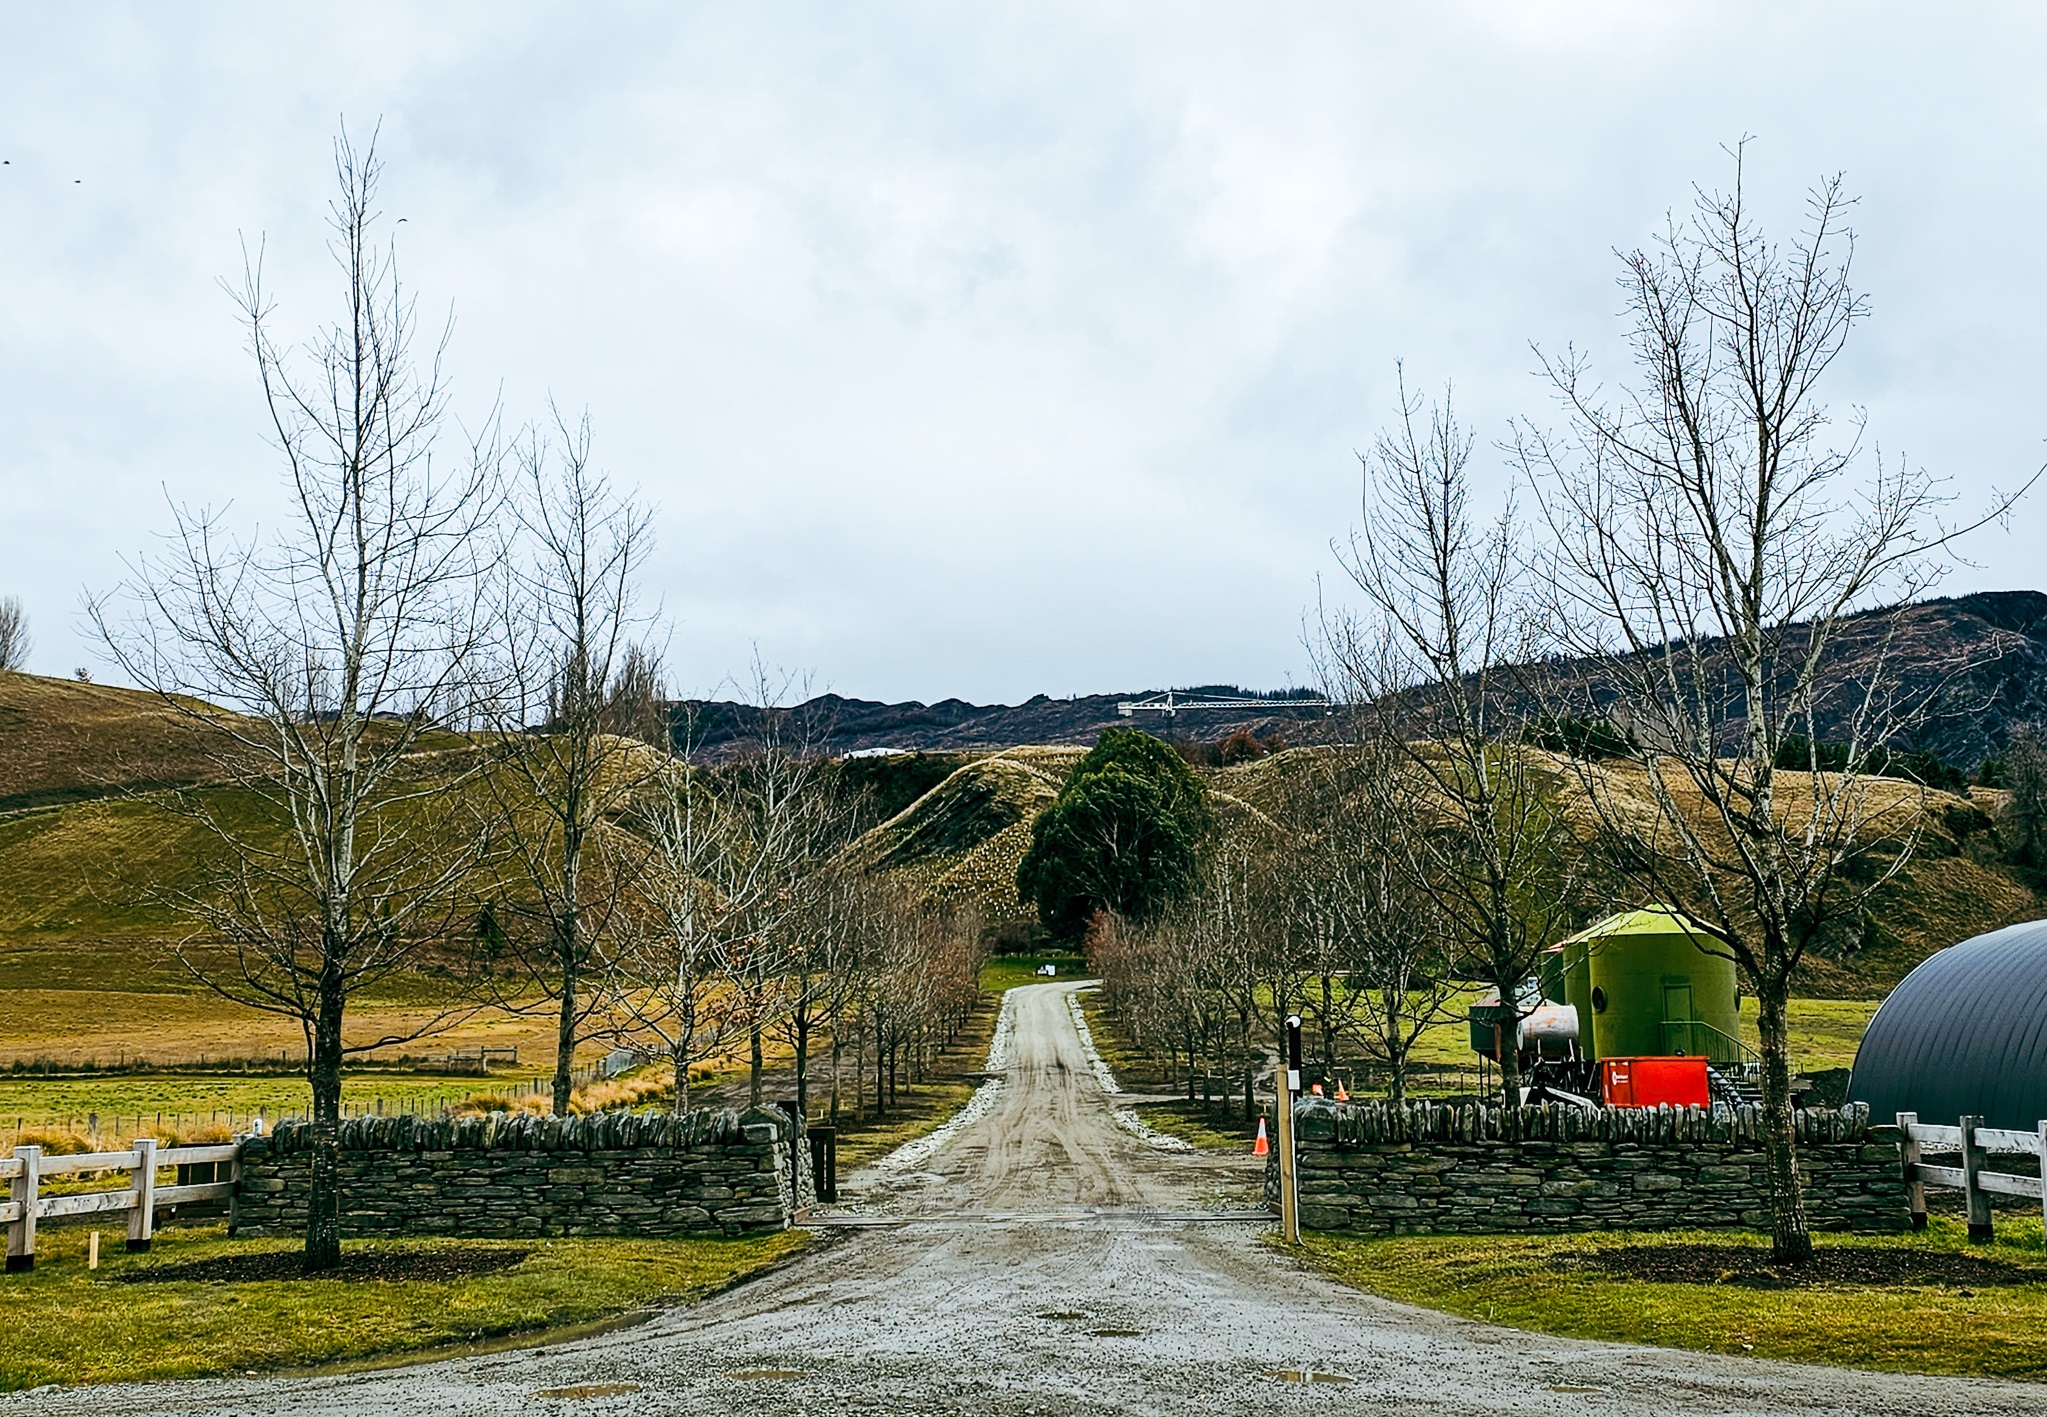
top-left (1895, 1111), bottom-right (2047, 1242)
top-left (3, 1140), bottom-right (239, 1271)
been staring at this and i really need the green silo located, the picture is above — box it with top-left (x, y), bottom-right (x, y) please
top-left (1558, 907), bottom-right (1742, 1064)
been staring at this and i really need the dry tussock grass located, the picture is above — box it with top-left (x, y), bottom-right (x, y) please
top-left (0, 670), bottom-right (249, 809)
top-left (448, 1070), bottom-right (686, 1120)
top-left (9, 1128), bottom-right (92, 1156)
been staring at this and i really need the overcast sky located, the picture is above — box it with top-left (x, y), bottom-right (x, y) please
top-left (4, 3), bottom-right (2044, 704)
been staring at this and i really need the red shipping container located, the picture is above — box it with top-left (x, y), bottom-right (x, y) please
top-left (1599, 1055), bottom-right (1709, 1108)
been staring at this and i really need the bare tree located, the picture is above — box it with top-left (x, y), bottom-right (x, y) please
top-left (2002, 725), bottom-right (2047, 866)
top-left (611, 753), bottom-right (740, 1113)
top-left (92, 128), bottom-right (500, 1272)
top-left (1295, 737), bottom-right (1461, 1104)
top-left (0, 597), bottom-right (29, 671)
top-left (775, 856), bottom-right (867, 1120)
top-left (479, 413), bottom-right (661, 1115)
top-left (716, 693), bottom-right (844, 1109)
top-left (852, 881), bottom-right (984, 1115)
top-left (610, 679), bottom-right (844, 1111)
top-left (1268, 795), bottom-right (1362, 1088)
top-left (1518, 144), bottom-right (2035, 1262)
top-left (1326, 374), bottom-right (1578, 1108)
top-left (812, 863), bottom-right (880, 1126)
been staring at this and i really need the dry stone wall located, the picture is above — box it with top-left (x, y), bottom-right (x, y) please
top-left (232, 1107), bottom-right (807, 1240)
top-left (1270, 1098), bottom-right (1906, 1236)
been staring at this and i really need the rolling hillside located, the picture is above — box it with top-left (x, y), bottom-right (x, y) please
top-left (852, 742), bottom-right (2044, 998)
top-left (671, 687), bottom-right (1332, 758)
top-left (0, 670), bottom-right (247, 813)
top-left (665, 591), bottom-right (2047, 769)
top-left (8, 638), bottom-right (2047, 1005)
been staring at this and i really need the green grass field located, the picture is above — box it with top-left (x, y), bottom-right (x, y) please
top-left (0, 1226), bottom-right (805, 1390)
top-left (1395, 991), bottom-right (1880, 1079)
top-left (978, 953), bottom-right (1088, 991)
top-left (0, 1072), bottom-right (547, 1145)
top-left (1288, 1219), bottom-right (2047, 1379)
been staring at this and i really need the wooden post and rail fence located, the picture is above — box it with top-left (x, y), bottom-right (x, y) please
top-left (1892, 1112), bottom-right (2047, 1242)
top-left (4, 1140), bottom-right (239, 1271)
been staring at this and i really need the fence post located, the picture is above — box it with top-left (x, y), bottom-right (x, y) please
top-left (227, 1134), bottom-right (244, 1237)
top-left (6, 1145), bottom-right (39, 1272)
top-left (2038, 1121), bottom-right (2047, 1239)
top-left (1896, 1112), bottom-right (1926, 1230)
top-left (1960, 1114), bottom-right (1993, 1243)
top-left (128, 1137), bottom-right (157, 1252)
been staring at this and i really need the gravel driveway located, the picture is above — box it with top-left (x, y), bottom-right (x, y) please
top-left (12, 980), bottom-right (2043, 1415)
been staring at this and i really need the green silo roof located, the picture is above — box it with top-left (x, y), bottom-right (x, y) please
top-left (1557, 905), bottom-right (1717, 947)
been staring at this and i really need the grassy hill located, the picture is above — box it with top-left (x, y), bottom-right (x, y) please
top-left (5, 668), bottom-right (2042, 1070)
top-left (0, 670), bottom-right (249, 813)
top-left (849, 747), bottom-right (1079, 920)
top-left (853, 742), bottom-right (2045, 998)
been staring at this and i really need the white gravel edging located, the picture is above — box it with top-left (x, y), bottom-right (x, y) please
top-left (873, 985), bottom-right (1020, 1174)
top-left (1067, 987), bottom-right (1192, 1153)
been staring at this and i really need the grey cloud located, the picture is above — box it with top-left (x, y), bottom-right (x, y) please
top-left (2, 2), bottom-right (2043, 701)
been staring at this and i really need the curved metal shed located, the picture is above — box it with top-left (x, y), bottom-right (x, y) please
top-left (1848, 918), bottom-right (2047, 1130)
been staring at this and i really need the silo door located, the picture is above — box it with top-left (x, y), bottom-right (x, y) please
top-left (1663, 983), bottom-right (1694, 1054)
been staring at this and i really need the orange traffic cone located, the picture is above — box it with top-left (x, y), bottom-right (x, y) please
top-left (1310, 1083), bottom-right (1324, 1097)
top-left (1253, 1117), bottom-right (1270, 1156)
top-left (1336, 1083), bottom-right (1350, 1102)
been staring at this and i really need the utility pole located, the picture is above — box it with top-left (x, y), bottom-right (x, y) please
top-left (1277, 1013), bottom-right (1302, 1244)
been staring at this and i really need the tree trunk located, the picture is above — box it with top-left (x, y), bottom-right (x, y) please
top-left (748, 1021), bottom-right (765, 1108)
top-left (794, 1005), bottom-right (810, 1119)
top-left (1756, 982), bottom-right (1813, 1263)
top-left (303, 963), bottom-right (346, 1274)
top-left (1320, 972), bottom-right (1336, 1087)
top-left (1384, 989), bottom-right (1407, 1105)
top-left (874, 1014), bottom-right (886, 1117)
top-left (1492, 963), bottom-right (1523, 1109)
top-left (828, 1008), bottom-right (843, 1127)
top-left (672, 1047), bottom-right (689, 1115)
top-left (552, 934), bottom-right (578, 1117)
top-left (1494, 1017), bottom-right (1521, 1109)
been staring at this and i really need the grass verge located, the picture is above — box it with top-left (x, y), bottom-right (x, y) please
top-left (1076, 989), bottom-right (1260, 1151)
top-left (834, 1081), bottom-right (979, 1173)
top-left (825, 983), bottom-right (1004, 1174)
top-left (0, 1225), bottom-right (807, 1390)
top-left (1130, 1100), bottom-right (1260, 1151)
top-left (1284, 1219), bottom-right (2047, 1379)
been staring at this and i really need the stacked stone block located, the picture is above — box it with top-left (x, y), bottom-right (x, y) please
top-left (232, 1107), bottom-right (803, 1240)
top-left (1269, 1098), bottom-right (1906, 1236)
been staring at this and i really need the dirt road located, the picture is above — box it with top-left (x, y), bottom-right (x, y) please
top-left (14, 981), bottom-right (2044, 1415)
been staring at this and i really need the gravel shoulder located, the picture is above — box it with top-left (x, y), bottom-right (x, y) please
top-left (11, 981), bottom-right (2045, 1415)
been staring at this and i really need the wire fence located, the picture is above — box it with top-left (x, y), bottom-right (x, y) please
top-left (0, 1045), bottom-right (518, 1079)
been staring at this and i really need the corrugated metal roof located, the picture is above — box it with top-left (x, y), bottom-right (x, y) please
top-left (1848, 917), bottom-right (2047, 1130)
